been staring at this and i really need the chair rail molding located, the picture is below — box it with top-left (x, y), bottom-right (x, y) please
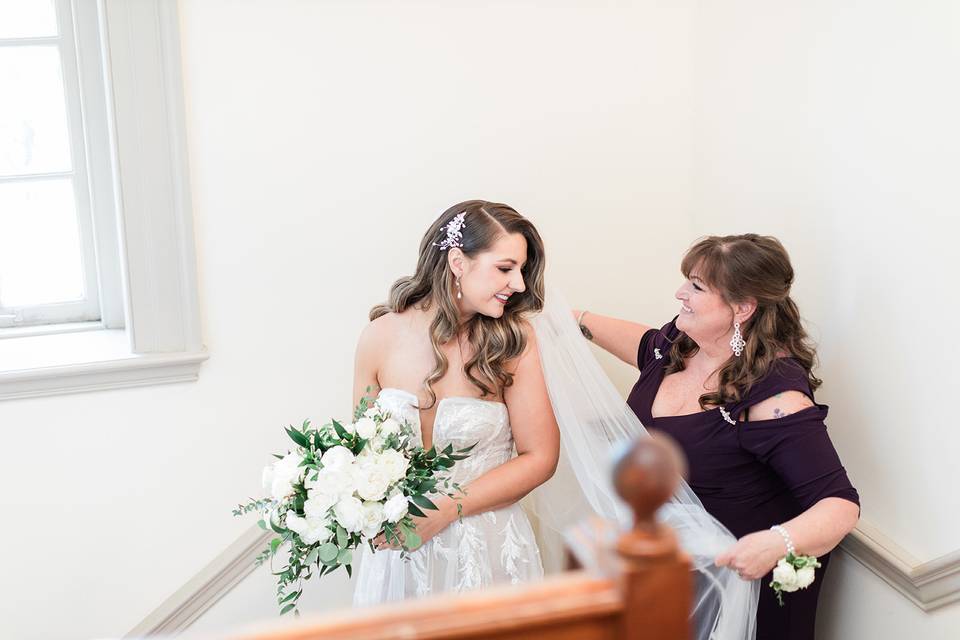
top-left (841, 519), bottom-right (960, 612)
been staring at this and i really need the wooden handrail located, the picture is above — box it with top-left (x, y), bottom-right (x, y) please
top-left (226, 436), bottom-right (692, 640)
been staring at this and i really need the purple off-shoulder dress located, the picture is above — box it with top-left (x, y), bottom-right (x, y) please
top-left (626, 318), bottom-right (860, 640)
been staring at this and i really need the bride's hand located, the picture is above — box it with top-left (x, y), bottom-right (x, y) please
top-left (373, 496), bottom-right (457, 551)
top-left (715, 530), bottom-right (785, 580)
top-left (407, 496), bottom-right (457, 548)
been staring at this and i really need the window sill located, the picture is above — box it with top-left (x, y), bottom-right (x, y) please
top-left (0, 329), bottom-right (208, 401)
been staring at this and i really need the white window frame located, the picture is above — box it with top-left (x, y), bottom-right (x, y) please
top-left (0, 0), bottom-right (108, 330)
top-left (0, 0), bottom-right (207, 401)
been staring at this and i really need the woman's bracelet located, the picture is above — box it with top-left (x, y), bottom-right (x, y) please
top-left (770, 524), bottom-right (796, 556)
top-left (577, 310), bottom-right (594, 341)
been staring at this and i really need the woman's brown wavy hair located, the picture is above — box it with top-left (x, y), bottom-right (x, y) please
top-left (666, 234), bottom-right (821, 409)
top-left (370, 200), bottom-right (546, 408)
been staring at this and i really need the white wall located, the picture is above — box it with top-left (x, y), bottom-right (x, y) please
top-left (689, 0), bottom-right (960, 637)
top-left (0, 2), bottom-right (695, 639)
top-left (3, 1), bottom-right (954, 638)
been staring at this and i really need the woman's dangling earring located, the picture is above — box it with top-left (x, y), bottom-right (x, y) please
top-left (456, 276), bottom-right (462, 300)
top-left (730, 321), bottom-right (745, 356)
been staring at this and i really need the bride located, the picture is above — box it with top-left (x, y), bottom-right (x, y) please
top-left (351, 200), bottom-right (756, 640)
top-left (351, 200), bottom-right (558, 603)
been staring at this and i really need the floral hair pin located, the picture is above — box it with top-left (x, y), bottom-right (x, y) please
top-left (434, 212), bottom-right (467, 251)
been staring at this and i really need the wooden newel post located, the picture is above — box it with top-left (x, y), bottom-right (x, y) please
top-left (613, 436), bottom-right (693, 640)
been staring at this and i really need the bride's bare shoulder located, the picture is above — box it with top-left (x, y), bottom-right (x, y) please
top-left (508, 319), bottom-right (540, 369)
top-left (359, 307), bottom-right (424, 347)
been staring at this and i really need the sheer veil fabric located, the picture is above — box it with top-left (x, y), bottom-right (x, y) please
top-left (527, 289), bottom-right (758, 640)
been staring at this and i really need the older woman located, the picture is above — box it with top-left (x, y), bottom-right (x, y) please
top-left (576, 234), bottom-right (859, 640)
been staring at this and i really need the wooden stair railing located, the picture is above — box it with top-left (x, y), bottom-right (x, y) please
top-left (227, 436), bottom-right (692, 640)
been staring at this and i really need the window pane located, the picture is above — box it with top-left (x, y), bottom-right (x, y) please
top-left (0, 178), bottom-right (86, 307)
top-left (0, 45), bottom-right (72, 176)
top-left (0, 0), bottom-right (58, 39)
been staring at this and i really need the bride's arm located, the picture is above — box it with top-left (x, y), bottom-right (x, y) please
top-left (571, 309), bottom-right (652, 368)
top-left (412, 328), bottom-right (560, 542)
top-left (353, 320), bottom-right (384, 406)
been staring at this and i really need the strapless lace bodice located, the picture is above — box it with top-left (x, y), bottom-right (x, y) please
top-left (375, 388), bottom-right (514, 485)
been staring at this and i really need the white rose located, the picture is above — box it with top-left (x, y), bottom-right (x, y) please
top-left (360, 501), bottom-right (386, 539)
top-left (795, 565), bottom-right (816, 589)
top-left (286, 510), bottom-right (332, 545)
top-left (377, 449), bottom-right (410, 482)
top-left (353, 463), bottom-right (393, 502)
top-left (304, 492), bottom-right (337, 518)
top-left (772, 559), bottom-right (800, 592)
top-left (364, 407), bottom-right (379, 418)
top-left (379, 418), bottom-right (401, 437)
top-left (285, 511), bottom-right (307, 534)
top-left (306, 466), bottom-right (355, 502)
top-left (334, 496), bottom-right (365, 533)
top-left (269, 452), bottom-right (305, 500)
top-left (383, 493), bottom-right (409, 523)
top-left (354, 417), bottom-right (377, 440)
top-left (321, 446), bottom-right (355, 471)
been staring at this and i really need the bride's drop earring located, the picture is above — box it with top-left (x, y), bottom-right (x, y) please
top-left (456, 277), bottom-right (462, 300)
top-left (730, 321), bottom-right (745, 356)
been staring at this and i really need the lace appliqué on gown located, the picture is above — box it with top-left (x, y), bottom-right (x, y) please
top-left (352, 388), bottom-right (544, 606)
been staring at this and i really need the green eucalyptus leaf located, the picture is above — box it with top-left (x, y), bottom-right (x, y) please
top-left (403, 530), bottom-right (422, 550)
top-left (337, 548), bottom-right (352, 565)
top-left (318, 542), bottom-right (339, 563)
top-left (280, 603), bottom-right (296, 616)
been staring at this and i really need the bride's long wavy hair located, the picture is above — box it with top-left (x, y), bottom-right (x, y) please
top-left (370, 200), bottom-right (546, 408)
top-left (666, 234), bottom-right (822, 409)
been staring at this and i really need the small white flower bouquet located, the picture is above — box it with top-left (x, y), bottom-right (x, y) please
top-left (770, 552), bottom-right (822, 605)
top-left (233, 393), bottom-right (474, 615)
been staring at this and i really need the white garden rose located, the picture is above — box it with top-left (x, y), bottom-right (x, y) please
top-left (285, 510), bottom-right (332, 545)
top-left (364, 407), bottom-right (379, 418)
top-left (353, 463), bottom-right (393, 502)
top-left (795, 565), bottom-right (816, 589)
top-left (360, 501), bottom-right (386, 539)
top-left (377, 449), bottom-right (410, 482)
top-left (320, 445), bottom-right (355, 471)
top-left (306, 466), bottom-right (355, 502)
top-left (303, 492), bottom-right (337, 518)
top-left (772, 559), bottom-right (800, 592)
top-left (354, 417), bottom-right (378, 440)
top-left (383, 493), bottom-right (409, 523)
top-left (333, 496), bottom-right (365, 533)
top-left (379, 418), bottom-right (401, 437)
top-left (268, 452), bottom-right (305, 500)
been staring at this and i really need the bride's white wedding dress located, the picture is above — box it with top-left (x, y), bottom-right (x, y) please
top-left (352, 387), bottom-right (544, 605)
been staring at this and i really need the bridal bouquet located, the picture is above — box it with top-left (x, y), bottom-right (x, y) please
top-left (233, 392), bottom-right (474, 615)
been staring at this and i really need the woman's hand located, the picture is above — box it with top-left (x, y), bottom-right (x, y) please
top-left (374, 495), bottom-right (457, 551)
top-left (715, 529), bottom-right (787, 580)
